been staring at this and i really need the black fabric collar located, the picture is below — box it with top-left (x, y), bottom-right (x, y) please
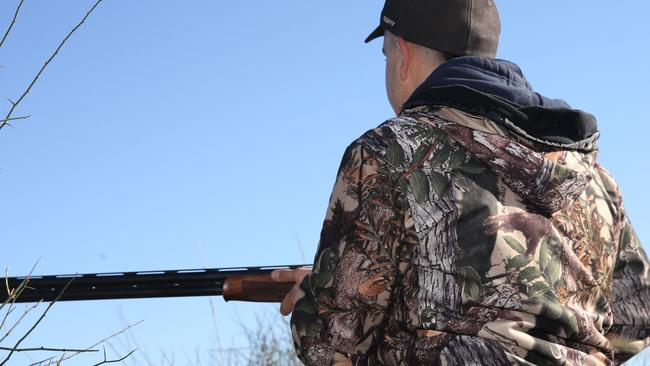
top-left (403, 85), bottom-right (599, 152)
top-left (402, 57), bottom-right (600, 152)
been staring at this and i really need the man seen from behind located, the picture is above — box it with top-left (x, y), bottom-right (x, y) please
top-left (272, 1), bottom-right (650, 364)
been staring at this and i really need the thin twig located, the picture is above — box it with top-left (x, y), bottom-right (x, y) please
top-left (104, 342), bottom-right (125, 365)
top-left (207, 296), bottom-right (224, 365)
top-left (161, 350), bottom-right (174, 365)
top-left (0, 306), bottom-right (15, 332)
top-left (197, 242), bottom-right (225, 365)
top-left (2, 260), bottom-right (40, 302)
top-left (28, 356), bottom-right (56, 366)
top-left (1, 275), bottom-right (25, 306)
top-left (0, 0), bottom-right (103, 130)
top-left (58, 320), bottom-right (143, 363)
top-left (105, 311), bottom-right (139, 366)
top-left (93, 348), bottom-right (136, 366)
top-left (293, 230), bottom-right (306, 264)
top-left (0, 346), bottom-right (97, 353)
top-left (1, 260), bottom-right (40, 329)
top-left (2, 115), bottom-right (30, 122)
top-left (0, 115), bottom-right (31, 128)
top-left (0, 0), bottom-right (25, 49)
top-left (116, 307), bottom-right (154, 366)
top-left (0, 301), bottom-right (40, 343)
top-left (0, 275), bottom-right (75, 366)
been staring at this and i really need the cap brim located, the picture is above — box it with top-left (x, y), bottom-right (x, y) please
top-left (364, 25), bottom-right (384, 43)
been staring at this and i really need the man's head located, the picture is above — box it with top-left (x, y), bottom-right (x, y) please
top-left (383, 31), bottom-right (450, 115)
top-left (367, 0), bottom-right (501, 114)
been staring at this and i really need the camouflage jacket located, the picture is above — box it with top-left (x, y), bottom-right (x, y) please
top-left (291, 59), bottom-right (650, 366)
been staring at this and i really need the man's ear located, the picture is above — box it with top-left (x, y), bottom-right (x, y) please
top-left (395, 36), bottom-right (412, 81)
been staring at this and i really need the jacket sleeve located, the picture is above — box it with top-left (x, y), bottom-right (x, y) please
top-left (290, 141), bottom-right (409, 365)
top-left (606, 206), bottom-right (650, 364)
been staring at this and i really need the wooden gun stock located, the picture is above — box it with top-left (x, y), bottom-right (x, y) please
top-left (223, 273), bottom-right (294, 302)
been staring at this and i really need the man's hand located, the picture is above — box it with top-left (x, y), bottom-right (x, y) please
top-left (271, 267), bottom-right (312, 316)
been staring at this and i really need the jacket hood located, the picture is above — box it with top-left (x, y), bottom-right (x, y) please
top-left (403, 56), bottom-right (599, 213)
top-left (404, 56), bottom-right (600, 152)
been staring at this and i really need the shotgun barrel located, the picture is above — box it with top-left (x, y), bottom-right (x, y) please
top-left (2, 265), bottom-right (309, 303)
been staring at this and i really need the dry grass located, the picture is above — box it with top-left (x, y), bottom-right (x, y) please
top-left (107, 307), bottom-right (302, 366)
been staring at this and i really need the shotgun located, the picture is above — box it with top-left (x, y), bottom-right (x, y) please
top-left (2, 265), bottom-right (310, 304)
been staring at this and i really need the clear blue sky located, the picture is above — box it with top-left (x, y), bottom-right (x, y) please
top-left (0, 1), bottom-right (648, 364)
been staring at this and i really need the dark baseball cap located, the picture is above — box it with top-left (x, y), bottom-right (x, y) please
top-left (365, 0), bottom-right (501, 58)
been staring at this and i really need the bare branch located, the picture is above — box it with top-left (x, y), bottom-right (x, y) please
top-left (93, 348), bottom-right (136, 366)
top-left (28, 356), bottom-right (56, 366)
top-left (0, 301), bottom-right (40, 343)
top-left (0, 305), bottom-right (15, 332)
top-left (2, 262), bottom-right (40, 304)
top-left (58, 320), bottom-right (143, 363)
top-left (0, 0), bottom-right (25, 50)
top-left (1, 260), bottom-right (40, 329)
top-left (0, 0), bottom-right (103, 130)
top-left (116, 308), bottom-right (154, 366)
top-left (0, 115), bottom-right (31, 128)
top-left (0, 275), bottom-right (75, 366)
top-left (3, 115), bottom-right (29, 122)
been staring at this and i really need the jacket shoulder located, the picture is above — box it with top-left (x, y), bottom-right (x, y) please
top-left (594, 163), bottom-right (621, 201)
top-left (350, 111), bottom-right (450, 162)
top-left (350, 117), bottom-right (408, 157)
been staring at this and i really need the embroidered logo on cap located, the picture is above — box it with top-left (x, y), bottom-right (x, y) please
top-left (382, 15), bottom-right (396, 27)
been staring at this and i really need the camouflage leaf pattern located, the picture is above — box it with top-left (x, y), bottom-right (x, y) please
top-left (290, 106), bottom-right (650, 365)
